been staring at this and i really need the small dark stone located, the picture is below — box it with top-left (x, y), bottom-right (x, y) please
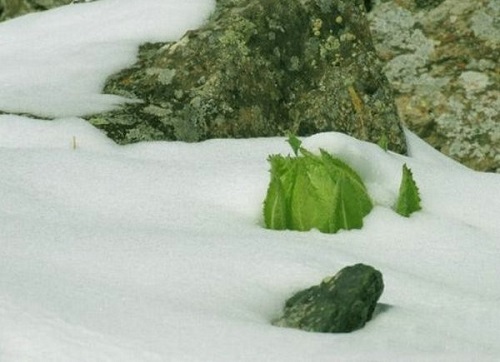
top-left (273, 263), bottom-right (384, 333)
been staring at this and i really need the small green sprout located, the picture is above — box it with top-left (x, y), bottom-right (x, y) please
top-left (395, 164), bottom-right (422, 217)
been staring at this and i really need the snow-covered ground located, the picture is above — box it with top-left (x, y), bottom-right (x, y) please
top-left (1, 1), bottom-right (499, 361)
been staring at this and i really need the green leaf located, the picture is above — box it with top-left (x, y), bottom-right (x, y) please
top-left (377, 135), bottom-right (389, 151)
top-left (395, 164), bottom-right (422, 217)
top-left (264, 155), bottom-right (293, 229)
top-left (263, 172), bottom-right (288, 230)
top-left (287, 134), bottom-right (302, 156)
top-left (330, 174), bottom-right (371, 232)
top-left (289, 158), bottom-right (337, 232)
top-left (289, 158), bottom-right (313, 231)
top-left (319, 150), bottom-right (366, 191)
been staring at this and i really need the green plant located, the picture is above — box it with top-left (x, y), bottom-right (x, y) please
top-left (394, 164), bottom-right (422, 217)
top-left (264, 136), bottom-right (423, 233)
top-left (263, 136), bottom-right (373, 233)
top-left (377, 135), bottom-right (389, 151)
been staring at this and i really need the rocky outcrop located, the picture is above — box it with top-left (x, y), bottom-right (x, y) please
top-left (368, 0), bottom-right (499, 172)
top-left (3, 0), bottom-right (496, 172)
top-left (87, 0), bottom-right (408, 154)
top-left (273, 264), bottom-right (384, 333)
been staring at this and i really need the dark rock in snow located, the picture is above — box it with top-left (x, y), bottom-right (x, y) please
top-left (273, 263), bottom-right (384, 333)
top-left (87, 0), bottom-right (407, 154)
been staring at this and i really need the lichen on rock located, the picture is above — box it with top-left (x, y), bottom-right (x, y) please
top-left (368, 0), bottom-right (499, 172)
top-left (87, 0), bottom-right (407, 154)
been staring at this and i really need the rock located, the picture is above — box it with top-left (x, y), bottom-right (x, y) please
top-left (87, 0), bottom-right (407, 154)
top-left (368, 0), bottom-right (499, 172)
top-left (273, 263), bottom-right (384, 333)
top-left (0, 0), bottom-right (70, 21)
top-left (0, 0), bottom-right (97, 22)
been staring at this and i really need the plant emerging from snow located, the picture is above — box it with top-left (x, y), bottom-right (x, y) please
top-left (395, 164), bottom-right (422, 217)
top-left (263, 135), bottom-right (421, 234)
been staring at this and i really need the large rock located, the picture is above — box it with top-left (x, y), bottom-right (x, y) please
top-left (273, 263), bottom-right (384, 333)
top-left (87, 0), bottom-right (407, 154)
top-left (0, 0), bottom-right (74, 21)
top-left (368, 0), bottom-right (499, 172)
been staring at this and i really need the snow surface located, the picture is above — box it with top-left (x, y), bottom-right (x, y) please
top-left (1, 1), bottom-right (500, 361)
top-left (0, 0), bottom-right (215, 117)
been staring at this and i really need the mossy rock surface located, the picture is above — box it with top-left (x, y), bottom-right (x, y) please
top-left (87, 0), bottom-right (407, 153)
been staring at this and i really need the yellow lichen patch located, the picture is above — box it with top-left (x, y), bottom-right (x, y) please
top-left (348, 85), bottom-right (367, 137)
top-left (348, 85), bottom-right (364, 114)
top-left (311, 18), bottom-right (323, 37)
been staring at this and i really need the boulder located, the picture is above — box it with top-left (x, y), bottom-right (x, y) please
top-left (87, 0), bottom-right (407, 154)
top-left (0, 0), bottom-right (75, 21)
top-left (273, 263), bottom-right (384, 333)
top-left (368, 0), bottom-right (499, 172)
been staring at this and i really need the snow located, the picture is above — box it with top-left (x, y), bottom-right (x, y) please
top-left (1, 2), bottom-right (499, 361)
top-left (0, 0), bottom-right (215, 117)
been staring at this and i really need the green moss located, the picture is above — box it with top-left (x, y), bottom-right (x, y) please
top-left (86, 0), bottom-right (407, 154)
